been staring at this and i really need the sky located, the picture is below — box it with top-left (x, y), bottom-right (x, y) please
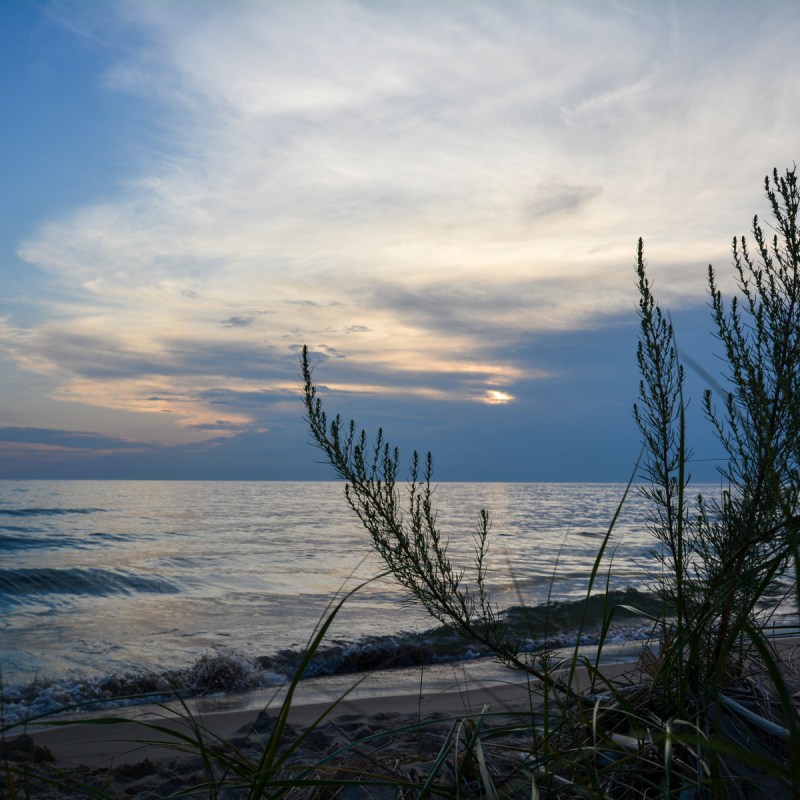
top-left (1, 0), bottom-right (799, 481)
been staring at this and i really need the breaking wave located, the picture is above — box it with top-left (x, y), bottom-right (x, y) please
top-left (1, 589), bottom-right (658, 726)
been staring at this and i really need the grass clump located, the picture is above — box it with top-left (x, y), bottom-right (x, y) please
top-left (302, 167), bottom-right (800, 797)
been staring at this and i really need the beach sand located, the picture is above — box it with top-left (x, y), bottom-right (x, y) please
top-left (7, 639), bottom-right (799, 799)
top-left (4, 652), bottom-right (645, 799)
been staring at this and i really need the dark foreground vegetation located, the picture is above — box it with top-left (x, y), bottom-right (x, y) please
top-left (3, 168), bottom-right (800, 797)
top-left (300, 167), bottom-right (800, 797)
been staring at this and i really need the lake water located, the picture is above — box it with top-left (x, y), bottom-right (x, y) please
top-left (0, 479), bottom-right (747, 723)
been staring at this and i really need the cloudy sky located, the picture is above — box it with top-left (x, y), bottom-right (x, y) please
top-left (1, 0), bottom-right (798, 480)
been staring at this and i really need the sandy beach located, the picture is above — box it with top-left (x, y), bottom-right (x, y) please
top-left (5, 651), bottom-right (646, 798)
top-left (7, 637), bottom-right (799, 798)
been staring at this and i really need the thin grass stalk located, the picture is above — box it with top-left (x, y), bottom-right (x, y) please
top-left (247, 575), bottom-right (385, 799)
top-left (453, 705), bottom-right (497, 796)
top-left (737, 619), bottom-right (800, 792)
top-left (566, 462), bottom-right (638, 694)
top-left (417, 718), bottom-right (460, 800)
top-left (674, 352), bottom-right (689, 716)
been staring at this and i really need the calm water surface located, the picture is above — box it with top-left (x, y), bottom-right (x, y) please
top-left (0, 480), bottom-right (730, 720)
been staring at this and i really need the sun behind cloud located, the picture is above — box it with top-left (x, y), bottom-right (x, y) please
top-left (483, 389), bottom-right (513, 405)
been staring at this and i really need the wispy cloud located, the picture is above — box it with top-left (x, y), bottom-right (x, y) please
top-left (221, 316), bottom-right (255, 328)
top-left (6, 0), bottom-right (800, 447)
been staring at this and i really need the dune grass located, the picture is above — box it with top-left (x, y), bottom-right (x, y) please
top-left (298, 167), bottom-right (800, 796)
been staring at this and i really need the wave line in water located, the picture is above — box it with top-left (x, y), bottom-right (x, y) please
top-left (0, 567), bottom-right (181, 601)
top-left (0, 507), bottom-right (105, 517)
top-left (0, 590), bottom-right (659, 725)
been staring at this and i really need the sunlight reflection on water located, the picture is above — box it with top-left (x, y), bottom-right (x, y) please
top-left (0, 479), bottom-right (735, 685)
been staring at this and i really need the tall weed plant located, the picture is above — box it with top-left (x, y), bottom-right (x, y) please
top-left (635, 168), bottom-right (800, 711)
top-left (303, 168), bottom-right (800, 796)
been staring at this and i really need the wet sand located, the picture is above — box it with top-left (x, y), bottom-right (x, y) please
top-left (8, 652), bottom-right (644, 798)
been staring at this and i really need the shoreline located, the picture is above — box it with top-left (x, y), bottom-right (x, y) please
top-left (10, 639), bottom-right (650, 731)
top-left (4, 665), bottom-right (641, 799)
top-left (6, 654), bottom-right (645, 799)
top-left (18, 650), bottom-right (644, 769)
top-left (8, 637), bottom-right (799, 798)
top-left (0, 618), bottom-right (664, 728)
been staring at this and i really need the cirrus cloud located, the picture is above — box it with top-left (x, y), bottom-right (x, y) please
top-left (4, 0), bottom-right (800, 463)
